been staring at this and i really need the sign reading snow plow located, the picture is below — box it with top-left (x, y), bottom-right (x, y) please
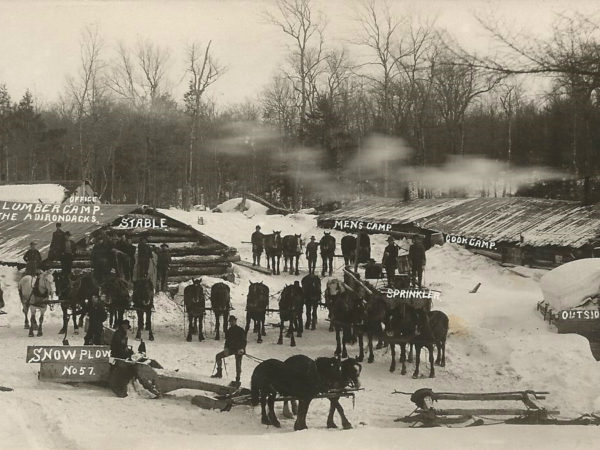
top-left (27, 346), bottom-right (111, 383)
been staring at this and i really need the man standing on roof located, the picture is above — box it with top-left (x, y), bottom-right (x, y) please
top-left (251, 225), bottom-right (264, 266)
top-left (156, 243), bottom-right (171, 292)
top-left (409, 235), bottom-right (426, 288)
top-left (305, 236), bottom-right (319, 274)
top-left (24, 241), bottom-right (42, 276)
top-left (61, 231), bottom-right (76, 275)
top-left (382, 236), bottom-right (399, 287)
top-left (48, 223), bottom-right (66, 261)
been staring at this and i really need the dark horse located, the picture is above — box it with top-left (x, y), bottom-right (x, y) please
top-left (301, 273), bottom-right (321, 330)
top-left (320, 232), bottom-right (336, 276)
top-left (245, 281), bottom-right (269, 343)
top-left (250, 355), bottom-right (361, 430)
top-left (184, 279), bottom-right (205, 342)
top-left (278, 282), bottom-right (304, 347)
top-left (101, 273), bottom-right (130, 328)
top-left (387, 305), bottom-right (448, 378)
top-left (341, 235), bottom-right (357, 267)
top-left (356, 293), bottom-right (388, 363)
top-left (56, 272), bottom-right (98, 335)
top-left (325, 279), bottom-right (363, 358)
top-left (210, 282), bottom-right (231, 340)
top-left (264, 231), bottom-right (283, 275)
top-left (282, 234), bottom-right (302, 275)
top-left (132, 278), bottom-right (155, 341)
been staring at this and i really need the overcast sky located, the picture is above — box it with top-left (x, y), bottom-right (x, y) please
top-left (0, 0), bottom-right (597, 107)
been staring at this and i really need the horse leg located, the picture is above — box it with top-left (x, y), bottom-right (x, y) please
top-left (257, 318), bottom-right (263, 344)
top-left (435, 341), bottom-right (441, 365)
top-left (334, 398), bottom-right (352, 429)
top-left (186, 315), bottom-right (193, 342)
top-left (267, 393), bottom-right (280, 428)
top-left (283, 255), bottom-right (288, 273)
top-left (305, 304), bottom-right (310, 330)
top-left (367, 332), bottom-right (374, 363)
top-left (334, 326), bottom-right (342, 356)
top-left (321, 257), bottom-right (326, 276)
top-left (389, 343), bottom-right (396, 372)
top-left (375, 337), bottom-right (383, 350)
top-left (341, 326), bottom-right (348, 358)
top-left (277, 319), bottom-right (283, 345)
top-left (294, 399), bottom-right (310, 431)
top-left (441, 340), bottom-right (446, 367)
top-left (197, 314), bottom-right (203, 341)
top-left (59, 304), bottom-right (68, 334)
top-left (413, 345), bottom-right (422, 379)
top-left (296, 313), bottom-right (303, 337)
top-left (73, 310), bottom-right (79, 334)
top-left (400, 343), bottom-right (407, 375)
top-left (428, 344), bottom-right (435, 378)
top-left (357, 333), bottom-right (364, 362)
top-left (28, 308), bottom-right (36, 337)
top-left (214, 314), bottom-right (220, 341)
top-left (276, 256), bottom-right (281, 275)
top-left (261, 315), bottom-right (266, 336)
top-left (290, 320), bottom-right (296, 347)
top-left (294, 255), bottom-right (299, 276)
top-left (260, 394), bottom-right (271, 425)
top-left (282, 401), bottom-right (294, 419)
top-left (312, 305), bottom-right (317, 330)
top-left (328, 257), bottom-right (333, 276)
top-left (37, 312), bottom-right (44, 337)
top-left (326, 399), bottom-right (337, 428)
top-left (136, 311), bottom-right (143, 340)
top-left (408, 343), bottom-right (414, 363)
top-left (22, 302), bottom-right (29, 329)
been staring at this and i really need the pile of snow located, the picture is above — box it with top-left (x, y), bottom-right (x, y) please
top-left (0, 183), bottom-right (67, 203)
top-left (540, 258), bottom-right (600, 310)
top-left (213, 198), bottom-right (269, 217)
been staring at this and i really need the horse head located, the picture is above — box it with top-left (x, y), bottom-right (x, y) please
top-left (340, 358), bottom-right (362, 389)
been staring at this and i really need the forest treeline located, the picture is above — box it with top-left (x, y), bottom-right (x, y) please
top-left (1, 1), bottom-right (600, 209)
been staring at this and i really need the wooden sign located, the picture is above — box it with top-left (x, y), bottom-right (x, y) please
top-left (27, 345), bottom-right (111, 383)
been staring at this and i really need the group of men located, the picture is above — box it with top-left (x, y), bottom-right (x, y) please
top-left (383, 235), bottom-right (426, 288)
top-left (22, 223), bottom-right (76, 276)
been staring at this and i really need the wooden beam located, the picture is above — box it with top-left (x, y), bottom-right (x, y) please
top-left (172, 254), bottom-right (241, 265)
top-left (432, 392), bottom-right (548, 401)
top-left (435, 408), bottom-right (560, 416)
top-left (168, 265), bottom-right (232, 276)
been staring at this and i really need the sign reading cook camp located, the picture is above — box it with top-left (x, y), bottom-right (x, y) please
top-left (27, 346), bottom-right (111, 383)
top-left (0, 201), bottom-right (101, 224)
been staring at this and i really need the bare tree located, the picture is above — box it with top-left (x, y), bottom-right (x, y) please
top-left (183, 40), bottom-right (225, 209)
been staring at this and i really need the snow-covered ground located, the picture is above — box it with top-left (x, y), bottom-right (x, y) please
top-left (1, 202), bottom-right (599, 449)
top-left (0, 184), bottom-right (67, 203)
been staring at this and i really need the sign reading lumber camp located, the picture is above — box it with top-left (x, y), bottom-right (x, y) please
top-left (27, 346), bottom-right (111, 383)
top-left (0, 201), bottom-right (101, 224)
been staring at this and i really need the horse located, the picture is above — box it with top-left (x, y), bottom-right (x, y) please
top-left (326, 280), bottom-right (363, 358)
top-left (356, 231), bottom-right (371, 263)
top-left (411, 309), bottom-right (449, 378)
top-left (385, 304), bottom-right (419, 374)
top-left (324, 278), bottom-right (348, 332)
top-left (55, 271), bottom-right (92, 335)
top-left (245, 281), bottom-right (269, 343)
top-left (282, 234), bottom-right (303, 275)
top-left (264, 231), bottom-right (283, 275)
top-left (278, 282), bottom-right (304, 347)
top-left (341, 235), bottom-right (357, 267)
top-left (210, 282), bottom-right (231, 340)
top-left (101, 272), bottom-right (131, 328)
top-left (250, 355), bottom-right (361, 430)
top-left (18, 271), bottom-right (55, 337)
top-left (355, 293), bottom-right (388, 363)
top-left (301, 273), bottom-right (321, 330)
top-left (184, 279), bottom-right (205, 342)
top-left (320, 232), bottom-right (336, 276)
top-left (132, 278), bottom-right (155, 341)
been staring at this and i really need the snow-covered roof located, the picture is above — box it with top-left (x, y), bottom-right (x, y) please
top-left (0, 184), bottom-right (68, 203)
top-left (540, 258), bottom-right (600, 310)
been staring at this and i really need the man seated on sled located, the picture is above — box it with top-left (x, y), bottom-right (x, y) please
top-left (211, 315), bottom-right (246, 387)
top-left (111, 319), bottom-right (134, 360)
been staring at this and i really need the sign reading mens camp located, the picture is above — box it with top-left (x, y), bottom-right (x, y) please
top-left (0, 201), bottom-right (101, 224)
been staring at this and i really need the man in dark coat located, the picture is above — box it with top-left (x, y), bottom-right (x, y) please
top-left (156, 243), bottom-right (171, 292)
top-left (91, 234), bottom-right (111, 284)
top-left (110, 319), bottom-right (134, 359)
top-left (382, 236), bottom-right (399, 287)
top-left (251, 225), bottom-right (264, 266)
top-left (61, 231), bottom-right (76, 276)
top-left (408, 235), bottom-right (427, 288)
top-left (305, 235), bottom-right (319, 274)
top-left (84, 294), bottom-right (107, 345)
top-left (24, 241), bottom-right (42, 275)
top-left (116, 234), bottom-right (136, 281)
top-left (211, 315), bottom-right (246, 387)
top-left (48, 222), bottom-right (66, 261)
top-left (136, 236), bottom-right (153, 279)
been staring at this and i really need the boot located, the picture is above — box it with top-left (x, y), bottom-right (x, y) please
top-left (135, 329), bottom-right (141, 340)
top-left (37, 326), bottom-right (43, 337)
top-left (211, 367), bottom-right (223, 378)
top-left (149, 331), bottom-right (154, 341)
top-left (229, 379), bottom-right (241, 388)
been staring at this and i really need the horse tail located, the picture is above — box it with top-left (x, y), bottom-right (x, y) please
top-left (250, 370), bottom-right (260, 406)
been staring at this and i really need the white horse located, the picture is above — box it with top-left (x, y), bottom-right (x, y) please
top-left (18, 271), bottom-right (55, 337)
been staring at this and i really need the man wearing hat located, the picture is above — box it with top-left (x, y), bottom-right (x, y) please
top-left (305, 236), bottom-right (319, 274)
top-left (61, 231), bottom-right (76, 276)
top-left (111, 319), bottom-right (134, 359)
top-left (382, 236), bottom-right (399, 287)
top-left (251, 225), bottom-right (264, 266)
top-left (24, 241), bottom-right (42, 276)
top-left (135, 235), bottom-right (153, 280)
top-left (84, 294), bottom-right (107, 345)
top-left (211, 315), bottom-right (246, 387)
top-left (156, 243), bottom-right (171, 292)
top-left (408, 235), bottom-right (427, 288)
top-left (48, 222), bottom-right (66, 261)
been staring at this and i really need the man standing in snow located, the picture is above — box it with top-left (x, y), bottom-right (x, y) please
top-left (84, 294), bottom-right (107, 345)
top-left (156, 243), bottom-right (171, 292)
top-left (211, 315), bottom-right (246, 387)
top-left (305, 236), bottom-right (319, 274)
top-left (409, 235), bottom-right (426, 288)
top-left (382, 236), bottom-right (399, 287)
top-left (251, 225), bottom-right (264, 266)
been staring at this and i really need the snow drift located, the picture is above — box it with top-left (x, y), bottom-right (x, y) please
top-left (540, 258), bottom-right (600, 310)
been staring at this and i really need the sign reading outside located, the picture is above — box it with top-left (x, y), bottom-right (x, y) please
top-left (26, 346), bottom-right (111, 383)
